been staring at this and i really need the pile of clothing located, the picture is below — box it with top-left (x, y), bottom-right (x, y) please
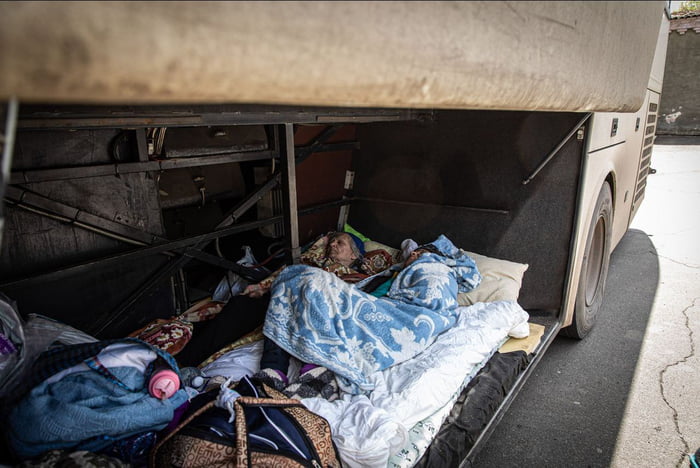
top-left (1, 293), bottom-right (190, 465)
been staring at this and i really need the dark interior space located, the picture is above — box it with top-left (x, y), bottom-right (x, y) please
top-left (0, 106), bottom-right (584, 341)
top-left (0, 103), bottom-right (594, 468)
top-left (350, 110), bottom-right (585, 312)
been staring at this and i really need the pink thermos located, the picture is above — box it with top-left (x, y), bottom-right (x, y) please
top-left (148, 368), bottom-right (180, 400)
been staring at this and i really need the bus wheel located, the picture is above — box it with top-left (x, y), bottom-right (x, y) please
top-left (561, 182), bottom-right (613, 339)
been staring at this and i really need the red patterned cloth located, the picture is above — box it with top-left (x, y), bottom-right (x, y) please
top-left (128, 319), bottom-right (193, 356)
top-left (179, 300), bottom-right (225, 323)
top-left (128, 300), bottom-right (226, 356)
top-left (362, 249), bottom-right (395, 276)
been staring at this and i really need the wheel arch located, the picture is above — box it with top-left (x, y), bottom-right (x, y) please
top-left (561, 178), bottom-right (614, 338)
top-left (561, 165), bottom-right (616, 332)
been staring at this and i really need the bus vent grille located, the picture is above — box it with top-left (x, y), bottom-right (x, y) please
top-left (633, 101), bottom-right (658, 209)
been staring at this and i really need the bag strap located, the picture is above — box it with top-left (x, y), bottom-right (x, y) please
top-left (149, 384), bottom-right (289, 467)
top-left (149, 394), bottom-right (218, 467)
top-left (151, 379), bottom-right (340, 468)
top-left (233, 396), bottom-right (302, 467)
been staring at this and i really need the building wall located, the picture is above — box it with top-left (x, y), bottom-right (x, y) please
top-left (658, 15), bottom-right (700, 135)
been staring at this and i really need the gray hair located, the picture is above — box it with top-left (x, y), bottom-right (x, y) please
top-left (327, 231), bottom-right (362, 259)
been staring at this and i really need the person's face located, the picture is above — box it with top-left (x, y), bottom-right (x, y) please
top-left (404, 249), bottom-right (426, 267)
top-left (328, 234), bottom-right (357, 266)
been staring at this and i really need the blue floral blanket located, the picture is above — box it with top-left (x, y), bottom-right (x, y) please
top-left (263, 235), bottom-right (481, 393)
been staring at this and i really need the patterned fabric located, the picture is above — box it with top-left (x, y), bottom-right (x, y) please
top-left (252, 367), bottom-right (288, 391)
top-left (387, 349), bottom-right (497, 468)
top-left (234, 396), bottom-right (341, 468)
top-left (158, 433), bottom-right (236, 467)
top-left (128, 318), bottom-right (193, 356)
top-left (263, 235), bottom-right (481, 393)
top-left (283, 366), bottom-right (339, 401)
top-left (362, 248), bottom-right (396, 275)
top-left (128, 300), bottom-right (227, 357)
top-left (178, 299), bottom-right (225, 323)
top-left (389, 419), bottom-right (440, 468)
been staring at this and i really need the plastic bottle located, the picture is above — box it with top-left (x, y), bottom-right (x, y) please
top-left (148, 366), bottom-right (180, 400)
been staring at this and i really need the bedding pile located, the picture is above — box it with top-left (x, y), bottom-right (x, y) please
top-left (264, 235), bottom-right (481, 393)
top-left (188, 233), bottom-right (530, 466)
top-left (200, 300), bottom-right (529, 467)
top-left (0, 232), bottom-right (531, 467)
top-left (305, 300), bottom-right (529, 467)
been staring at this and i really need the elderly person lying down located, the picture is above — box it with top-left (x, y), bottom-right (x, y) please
top-left (262, 235), bottom-right (481, 394)
top-left (244, 231), bottom-right (387, 298)
top-left (243, 231), bottom-right (394, 391)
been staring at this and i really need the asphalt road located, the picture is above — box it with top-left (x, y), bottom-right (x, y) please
top-left (471, 137), bottom-right (700, 468)
top-left (471, 229), bottom-right (659, 468)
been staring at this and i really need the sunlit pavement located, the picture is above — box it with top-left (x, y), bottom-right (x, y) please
top-left (611, 137), bottom-right (700, 467)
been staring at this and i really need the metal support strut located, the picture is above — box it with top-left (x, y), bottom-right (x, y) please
top-left (279, 123), bottom-right (300, 264)
top-left (522, 113), bottom-right (591, 185)
top-left (0, 98), bottom-right (19, 248)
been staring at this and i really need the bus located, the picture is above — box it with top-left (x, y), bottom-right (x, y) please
top-left (0, 2), bottom-right (670, 466)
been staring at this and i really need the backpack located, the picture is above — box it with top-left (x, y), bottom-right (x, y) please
top-left (151, 375), bottom-right (341, 468)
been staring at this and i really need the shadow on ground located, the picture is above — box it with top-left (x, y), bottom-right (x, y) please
top-left (471, 229), bottom-right (659, 468)
top-left (654, 135), bottom-right (700, 145)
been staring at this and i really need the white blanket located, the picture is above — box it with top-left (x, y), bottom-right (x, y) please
top-left (201, 300), bottom-right (529, 468)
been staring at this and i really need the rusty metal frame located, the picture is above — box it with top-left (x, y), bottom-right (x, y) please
top-left (2, 106), bottom-right (410, 335)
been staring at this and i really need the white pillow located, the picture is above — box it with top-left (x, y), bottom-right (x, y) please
top-left (363, 241), bottom-right (528, 304)
top-left (458, 250), bottom-right (529, 305)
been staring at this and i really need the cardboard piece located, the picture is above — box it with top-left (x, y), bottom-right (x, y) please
top-left (499, 323), bottom-right (546, 354)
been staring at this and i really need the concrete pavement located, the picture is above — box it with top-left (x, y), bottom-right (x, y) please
top-left (611, 137), bottom-right (700, 467)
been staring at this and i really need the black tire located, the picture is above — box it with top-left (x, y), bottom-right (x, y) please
top-left (561, 182), bottom-right (613, 339)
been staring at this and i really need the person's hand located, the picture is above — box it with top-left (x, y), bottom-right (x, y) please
top-left (243, 283), bottom-right (268, 298)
